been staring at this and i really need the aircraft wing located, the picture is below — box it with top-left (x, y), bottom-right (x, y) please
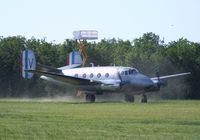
top-left (26, 70), bottom-right (101, 86)
top-left (151, 72), bottom-right (191, 80)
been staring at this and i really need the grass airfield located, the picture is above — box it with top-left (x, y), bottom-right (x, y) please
top-left (0, 99), bottom-right (200, 140)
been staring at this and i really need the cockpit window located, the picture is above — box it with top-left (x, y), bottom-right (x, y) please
top-left (133, 68), bottom-right (139, 72)
top-left (129, 70), bottom-right (132, 75)
top-left (129, 69), bottom-right (135, 74)
top-left (121, 68), bottom-right (138, 76)
top-left (121, 71), bottom-right (129, 75)
top-left (125, 71), bottom-right (128, 75)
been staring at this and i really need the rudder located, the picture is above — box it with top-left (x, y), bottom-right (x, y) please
top-left (21, 50), bottom-right (36, 79)
top-left (66, 51), bottom-right (82, 65)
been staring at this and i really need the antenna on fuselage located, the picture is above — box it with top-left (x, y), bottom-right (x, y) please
top-left (73, 30), bottom-right (98, 66)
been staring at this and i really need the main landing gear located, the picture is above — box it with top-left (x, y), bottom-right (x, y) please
top-left (141, 94), bottom-right (147, 103)
top-left (124, 94), bottom-right (148, 103)
top-left (85, 94), bottom-right (96, 103)
top-left (125, 94), bottom-right (135, 102)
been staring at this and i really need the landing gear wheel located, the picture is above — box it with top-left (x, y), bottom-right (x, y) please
top-left (125, 94), bottom-right (135, 102)
top-left (85, 94), bottom-right (96, 103)
top-left (141, 94), bottom-right (147, 103)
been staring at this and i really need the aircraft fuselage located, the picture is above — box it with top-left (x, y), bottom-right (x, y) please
top-left (41, 66), bottom-right (155, 94)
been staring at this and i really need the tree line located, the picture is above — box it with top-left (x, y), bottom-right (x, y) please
top-left (0, 32), bottom-right (199, 99)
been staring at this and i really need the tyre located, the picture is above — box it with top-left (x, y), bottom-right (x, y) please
top-left (125, 94), bottom-right (134, 102)
top-left (86, 94), bottom-right (96, 103)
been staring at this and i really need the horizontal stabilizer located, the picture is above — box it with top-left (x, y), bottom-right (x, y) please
top-left (37, 63), bottom-right (62, 74)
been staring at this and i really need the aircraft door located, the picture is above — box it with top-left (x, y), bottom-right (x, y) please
top-left (119, 71), bottom-right (129, 83)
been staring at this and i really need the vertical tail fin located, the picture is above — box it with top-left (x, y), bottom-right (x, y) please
top-left (21, 50), bottom-right (36, 79)
top-left (66, 51), bottom-right (82, 66)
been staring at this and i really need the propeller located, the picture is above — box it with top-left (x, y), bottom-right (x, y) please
top-left (155, 69), bottom-right (166, 88)
top-left (156, 71), bottom-right (161, 89)
top-left (156, 71), bottom-right (160, 82)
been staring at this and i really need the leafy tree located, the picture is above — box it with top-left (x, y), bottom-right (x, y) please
top-left (0, 36), bottom-right (26, 97)
top-left (166, 39), bottom-right (200, 99)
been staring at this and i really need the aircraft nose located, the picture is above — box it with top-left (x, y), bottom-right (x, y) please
top-left (141, 75), bottom-right (153, 86)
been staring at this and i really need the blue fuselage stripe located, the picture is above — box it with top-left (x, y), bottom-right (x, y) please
top-left (25, 50), bottom-right (28, 78)
top-left (72, 51), bottom-right (75, 64)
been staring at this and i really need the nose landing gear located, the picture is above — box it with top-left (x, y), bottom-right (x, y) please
top-left (85, 94), bottom-right (96, 103)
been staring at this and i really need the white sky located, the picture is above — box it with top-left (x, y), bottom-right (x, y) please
top-left (0, 0), bottom-right (200, 43)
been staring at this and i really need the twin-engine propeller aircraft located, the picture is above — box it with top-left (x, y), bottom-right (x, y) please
top-left (21, 49), bottom-right (190, 103)
top-left (21, 30), bottom-right (190, 103)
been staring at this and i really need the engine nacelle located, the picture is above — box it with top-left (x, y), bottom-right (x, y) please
top-left (145, 80), bottom-right (167, 92)
top-left (145, 84), bottom-right (160, 92)
top-left (100, 79), bottom-right (121, 91)
top-left (100, 83), bottom-right (121, 91)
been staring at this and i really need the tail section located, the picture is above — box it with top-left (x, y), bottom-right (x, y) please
top-left (21, 50), bottom-right (36, 79)
top-left (20, 50), bottom-right (81, 79)
top-left (66, 51), bottom-right (82, 65)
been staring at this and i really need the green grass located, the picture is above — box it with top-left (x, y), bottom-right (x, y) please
top-left (0, 100), bottom-right (200, 140)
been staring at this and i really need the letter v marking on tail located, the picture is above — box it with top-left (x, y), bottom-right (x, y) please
top-left (29, 58), bottom-right (34, 69)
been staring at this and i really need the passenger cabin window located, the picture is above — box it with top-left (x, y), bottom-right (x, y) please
top-left (97, 73), bottom-right (101, 78)
top-left (105, 73), bottom-right (109, 78)
top-left (90, 73), bottom-right (94, 78)
top-left (125, 71), bottom-right (128, 75)
top-left (82, 74), bottom-right (86, 78)
top-left (74, 74), bottom-right (78, 77)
